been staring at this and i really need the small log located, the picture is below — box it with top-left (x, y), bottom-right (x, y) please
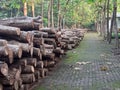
top-left (32, 31), bottom-right (48, 38)
top-left (0, 61), bottom-right (8, 77)
top-left (21, 74), bottom-right (35, 84)
top-left (0, 84), bottom-right (3, 90)
top-left (34, 70), bottom-right (40, 82)
top-left (26, 58), bottom-right (37, 67)
top-left (20, 31), bottom-right (31, 43)
top-left (0, 25), bottom-right (20, 36)
top-left (22, 65), bottom-right (35, 74)
top-left (33, 38), bottom-right (44, 47)
top-left (36, 61), bottom-right (44, 68)
top-left (39, 28), bottom-right (56, 34)
top-left (0, 46), bottom-right (8, 57)
top-left (44, 38), bottom-right (57, 48)
top-left (0, 39), bottom-right (7, 46)
top-left (19, 58), bottom-right (27, 67)
top-left (7, 44), bottom-right (22, 58)
top-left (47, 61), bottom-right (55, 68)
top-left (33, 47), bottom-right (42, 60)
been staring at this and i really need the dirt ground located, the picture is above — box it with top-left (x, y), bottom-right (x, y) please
top-left (35, 32), bottom-right (120, 90)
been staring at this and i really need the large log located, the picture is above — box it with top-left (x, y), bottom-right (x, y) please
top-left (7, 44), bottom-right (22, 58)
top-left (21, 74), bottom-right (35, 84)
top-left (0, 61), bottom-right (8, 77)
top-left (22, 65), bottom-right (35, 74)
top-left (0, 16), bottom-right (42, 30)
top-left (0, 25), bottom-right (20, 36)
top-left (8, 41), bottom-right (33, 56)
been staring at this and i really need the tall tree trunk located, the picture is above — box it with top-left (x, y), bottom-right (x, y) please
top-left (31, 0), bottom-right (35, 17)
top-left (24, 2), bottom-right (27, 16)
top-left (107, 0), bottom-right (110, 41)
top-left (113, 0), bottom-right (119, 48)
top-left (57, 0), bottom-right (60, 28)
top-left (48, 1), bottom-right (51, 27)
top-left (51, 0), bottom-right (54, 28)
top-left (41, 0), bottom-right (44, 27)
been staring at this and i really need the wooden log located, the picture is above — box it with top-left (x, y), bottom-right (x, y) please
top-left (34, 70), bottom-right (40, 82)
top-left (53, 47), bottom-right (64, 55)
top-left (44, 38), bottom-right (57, 48)
top-left (3, 80), bottom-right (19, 90)
top-left (21, 74), bottom-right (35, 84)
top-left (0, 16), bottom-right (42, 30)
top-left (0, 46), bottom-right (8, 57)
top-left (7, 44), bottom-right (22, 58)
top-left (0, 84), bottom-right (3, 90)
top-left (39, 28), bottom-right (56, 34)
top-left (33, 47), bottom-right (42, 60)
top-left (0, 61), bottom-right (8, 77)
top-left (36, 61), bottom-right (44, 68)
top-left (19, 31), bottom-right (31, 43)
top-left (22, 65), bottom-right (35, 74)
top-left (0, 25), bottom-right (20, 36)
top-left (33, 37), bottom-right (44, 47)
top-left (32, 31), bottom-right (48, 38)
top-left (26, 58), bottom-right (37, 67)
top-left (18, 58), bottom-right (27, 67)
top-left (43, 53), bottom-right (55, 60)
top-left (0, 39), bottom-right (7, 46)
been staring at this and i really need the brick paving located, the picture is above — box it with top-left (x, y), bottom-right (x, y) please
top-left (36, 32), bottom-right (120, 90)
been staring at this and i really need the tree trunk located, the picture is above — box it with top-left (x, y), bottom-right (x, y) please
top-left (22, 65), bottom-right (35, 74)
top-left (51, 0), bottom-right (54, 28)
top-left (24, 2), bottom-right (27, 16)
top-left (48, 1), bottom-right (51, 27)
top-left (32, 0), bottom-right (35, 17)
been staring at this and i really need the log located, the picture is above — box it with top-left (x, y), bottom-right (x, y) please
top-left (0, 16), bottom-right (42, 30)
top-left (33, 38), bottom-right (44, 47)
top-left (19, 31), bottom-right (31, 43)
top-left (39, 28), bottom-right (56, 34)
top-left (44, 38), bottom-right (57, 48)
top-left (0, 84), bottom-right (3, 90)
top-left (3, 80), bottom-right (19, 90)
top-left (0, 61), bottom-right (8, 77)
top-left (0, 25), bottom-right (20, 36)
top-left (47, 61), bottom-right (55, 68)
top-left (0, 39), bottom-right (7, 46)
top-left (53, 47), bottom-right (64, 55)
top-left (34, 70), bottom-right (40, 82)
top-left (18, 58), bottom-right (27, 67)
top-left (7, 44), bottom-right (22, 58)
top-left (26, 58), bottom-right (37, 67)
top-left (0, 46), bottom-right (8, 57)
top-left (8, 41), bottom-right (33, 56)
top-left (21, 74), bottom-right (35, 84)
top-left (36, 61), bottom-right (44, 68)
top-left (22, 65), bottom-right (35, 74)
top-left (33, 47), bottom-right (42, 60)
top-left (43, 53), bottom-right (55, 60)
top-left (32, 31), bottom-right (48, 38)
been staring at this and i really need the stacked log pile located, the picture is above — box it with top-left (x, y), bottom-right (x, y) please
top-left (0, 16), bottom-right (85, 90)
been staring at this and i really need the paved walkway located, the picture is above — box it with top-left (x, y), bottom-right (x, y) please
top-left (36, 32), bottom-right (120, 90)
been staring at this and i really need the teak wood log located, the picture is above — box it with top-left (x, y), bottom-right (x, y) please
top-left (22, 65), bottom-right (35, 74)
top-left (26, 58), bottom-right (37, 67)
top-left (0, 61), bottom-right (8, 77)
top-left (0, 39), bottom-right (7, 46)
top-left (21, 74), bottom-right (35, 84)
top-left (7, 44), bottom-right (22, 58)
top-left (0, 25), bottom-right (20, 36)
